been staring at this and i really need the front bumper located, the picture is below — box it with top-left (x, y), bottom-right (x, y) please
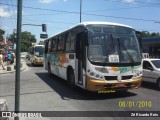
top-left (86, 76), bottom-right (142, 92)
top-left (34, 60), bottom-right (43, 65)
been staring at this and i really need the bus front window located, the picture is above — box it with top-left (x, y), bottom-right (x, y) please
top-left (35, 46), bottom-right (44, 57)
top-left (87, 25), bottom-right (142, 65)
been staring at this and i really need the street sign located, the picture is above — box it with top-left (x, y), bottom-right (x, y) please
top-left (40, 34), bottom-right (48, 39)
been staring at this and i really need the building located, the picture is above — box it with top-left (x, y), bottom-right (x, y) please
top-left (142, 37), bottom-right (160, 58)
top-left (0, 39), bottom-right (12, 53)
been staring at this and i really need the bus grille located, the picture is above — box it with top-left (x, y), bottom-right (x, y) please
top-left (105, 75), bottom-right (133, 81)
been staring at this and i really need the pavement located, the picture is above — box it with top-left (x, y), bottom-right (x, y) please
top-left (0, 59), bottom-right (28, 120)
top-left (0, 59), bottom-right (27, 75)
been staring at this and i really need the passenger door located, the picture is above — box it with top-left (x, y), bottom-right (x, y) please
top-left (76, 32), bottom-right (87, 86)
top-left (44, 40), bottom-right (49, 70)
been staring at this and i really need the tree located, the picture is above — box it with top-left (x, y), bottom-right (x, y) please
top-left (0, 29), bottom-right (5, 41)
top-left (8, 31), bottom-right (37, 51)
top-left (39, 41), bottom-right (44, 45)
top-left (151, 32), bottom-right (160, 37)
top-left (8, 33), bottom-right (16, 43)
top-left (141, 31), bottom-right (160, 38)
top-left (21, 31), bottom-right (36, 51)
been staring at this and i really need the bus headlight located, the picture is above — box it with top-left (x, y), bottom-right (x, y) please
top-left (87, 69), bottom-right (104, 80)
top-left (90, 72), bottom-right (95, 76)
top-left (95, 74), bottom-right (100, 78)
top-left (95, 74), bottom-right (102, 79)
top-left (95, 67), bottom-right (108, 73)
top-left (133, 71), bottom-right (142, 78)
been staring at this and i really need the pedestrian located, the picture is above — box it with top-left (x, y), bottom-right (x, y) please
top-left (7, 52), bottom-right (12, 65)
top-left (11, 53), bottom-right (15, 64)
top-left (4, 52), bottom-right (8, 62)
top-left (0, 51), bottom-right (5, 70)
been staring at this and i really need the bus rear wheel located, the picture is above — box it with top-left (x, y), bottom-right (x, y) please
top-left (68, 70), bottom-right (75, 89)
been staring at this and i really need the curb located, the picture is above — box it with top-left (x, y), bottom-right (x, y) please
top-left (0, 60), bottom-right (27, 75)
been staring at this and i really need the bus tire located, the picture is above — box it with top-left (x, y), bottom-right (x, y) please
top-left (31, 60), bottom-right (34, 66)
top-left (31, 61), bottom-right (34, 66)
top-left (48, 63), bottom-right (51, 76)
top-left (68, 70), bottom-right (76, 89)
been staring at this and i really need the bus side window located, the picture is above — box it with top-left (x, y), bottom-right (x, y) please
top-left (66, 33), bottom-right (70, 52)
top-left (51, 38), bottom-right (57, 52)
top-left (48, 40), bottom-right (51, 52)
top-left (66, 31), bottom-right (75, 52)
top-left (58, 35), bottom-right (65, 51)
top-left (70, 32), bottom-right (76, 51)
top-left (44, 41), bottom-right (48, 53)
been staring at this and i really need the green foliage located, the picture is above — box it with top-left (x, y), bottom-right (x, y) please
top-left (8, 33), bottom-right (16, 42)
top-left (39, 41), bottom-right (44, 45)
top-left (8, 31), bottom-right (37, 51)
top-left (141, 31), bottom-right (160, 38)
top-left (21, 31), bottom-right (36, 51)
top-left (21, 31), bottom-right (36, 43)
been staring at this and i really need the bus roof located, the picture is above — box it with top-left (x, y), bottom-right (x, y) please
top-left (78, 21), bottom-right (133, 29)
top-left (45, 21), bottom-right (133, 40)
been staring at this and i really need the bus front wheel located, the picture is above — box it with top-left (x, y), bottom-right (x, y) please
top-left (68, 70), bottom-right (75, 89)
top-left (31, 60), bottom-right (34, 66)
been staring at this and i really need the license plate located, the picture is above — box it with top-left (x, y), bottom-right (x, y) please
top-left (116, 83), bottom-right (126, 87)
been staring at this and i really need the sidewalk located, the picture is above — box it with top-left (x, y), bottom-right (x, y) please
top-left (0, 59), bottom-right (27, 74)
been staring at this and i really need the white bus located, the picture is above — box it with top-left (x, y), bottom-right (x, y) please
top-left (29, 45), bottom-right (44, 65)
top-left (44, 22), bottom-right (142, 92)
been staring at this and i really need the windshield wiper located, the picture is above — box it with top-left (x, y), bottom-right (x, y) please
top-left (116, 37), bottom-right (135, 66)
top-left (110, 34), bottom-right (115, 50)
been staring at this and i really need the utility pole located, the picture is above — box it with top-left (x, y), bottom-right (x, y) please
top-left (80, 0), bottom-right (82, 23)
top-left (15, 0), bottom-right (22, 120)
top-left (13, 29), bottom-right (16, 51)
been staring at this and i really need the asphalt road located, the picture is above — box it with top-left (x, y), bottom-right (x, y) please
top-left (0, 59), bottom-right (160, 120)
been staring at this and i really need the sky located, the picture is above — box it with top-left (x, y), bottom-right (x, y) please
top-left (0, 0), bottom-right (160, 42)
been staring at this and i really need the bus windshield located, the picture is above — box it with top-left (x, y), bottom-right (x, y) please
top-left (34, 46), bottom-right (44, 57)
top-left (87, 25), bottom-right (141, 64)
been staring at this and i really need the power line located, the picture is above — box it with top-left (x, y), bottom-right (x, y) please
top-left (10, 0), bottom-right (17, 28)
top-left (0, 2), bottom-right (159, 23)
top-left (23, 13), bottom-right (67, 16)
top-left (22, 16), bottom-right (76, 24)
top-left (84, 6), bottom-right (144, 12)
top-left (82, 13), bottom-right (157, 22)
top-left (2, 16), bottom-right (76, 25)
top-left (5, 0), bottom-right (14, 29)
top-left (103, 0), bottom-right (160, 7)
top-left (8, 11), bottom-right (159, 23)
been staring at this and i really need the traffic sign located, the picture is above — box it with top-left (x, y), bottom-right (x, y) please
top-left (40, 34), bottom-right (48, 39)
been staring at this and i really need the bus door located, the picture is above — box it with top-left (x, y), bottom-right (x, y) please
top-left (76, 32), bottom-right (87, 87)
top-left (44, 40), bottom-right (49, 70)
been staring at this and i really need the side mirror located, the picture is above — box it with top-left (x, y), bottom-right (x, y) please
top-left (148, 67), bottom-right (153, 71)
